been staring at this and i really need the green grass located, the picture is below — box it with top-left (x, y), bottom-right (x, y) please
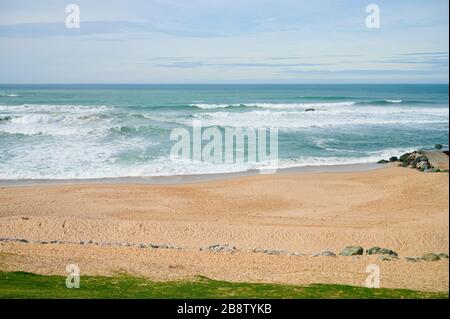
top-left (0, 271), bottom-right (447, 299)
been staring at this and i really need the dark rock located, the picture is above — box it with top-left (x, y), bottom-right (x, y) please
top-left (379, 255), bottom-right (395, 261)
top-left (340, 246), bottom-right (364, 256)
top-left (265, 250), bottom-right (283, 255)
top-left (305, 108), bottom-right (315, 112)
top-left (366, 247), bottom-right (398, 257)
top-left (416, 161), bottom-right (430, 171)
top-left (379, 248), bottom-right (398, 257)
top-left (416, 156), bottom-right (428, 162)
top-left (435, 144), bottom-right (443, 150)
top-left (149, 244), bottom-right (181, 249)
top-left (399, 152), bottom-right (411, 163)
top-left (0, 116), bottom-right (12, 123)
top-left (366, 247), bottom-right (382, 255)
top-left (389, 156), bottom-right (398, 162)
top-left (422, 253), bottom-right (440, 261)
top-left (400, 151), bottom-right (427, 169)
top-left (377, 159), bottom-right (389, 164)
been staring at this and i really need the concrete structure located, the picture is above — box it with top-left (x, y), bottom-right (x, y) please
top-left (421, 150), bottom-right (449, 170)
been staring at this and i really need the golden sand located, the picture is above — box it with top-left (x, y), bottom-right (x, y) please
top-left (0, 166), bottom-right (448, 291)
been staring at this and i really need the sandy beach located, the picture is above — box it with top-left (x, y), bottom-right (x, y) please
top-left (0, 166), bottom-right (448, 292)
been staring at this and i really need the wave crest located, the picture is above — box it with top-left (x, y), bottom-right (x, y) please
top-left (0, 103), bottom-right (113, 113)
top-left (0, 93), bottom-right (19, 97)
top-left (190, 102), bottom-right (356, 110)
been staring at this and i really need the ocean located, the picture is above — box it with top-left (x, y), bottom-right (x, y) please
top-left (0, 84), bottom-right (448, 179)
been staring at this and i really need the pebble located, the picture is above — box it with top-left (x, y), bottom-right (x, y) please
top-left (340, 246), bottom-right (364, 256)
top-left (379, 255), bottom-right (398, 261)
top-left (422, 253), bottom-right (441, 261)
top-left (313, 251), bottom-right (337, 257)
top-left (202, 244), bottom-right (237, 253)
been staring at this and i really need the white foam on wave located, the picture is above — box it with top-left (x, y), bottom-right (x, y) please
top-left (276, 147), bottom-right (417, 169)
top-left (190, 102), bottom-right (356, 109)
top-left (1, 122), bottom-right (87, 136)
top-left (1, 115), bottom-right (111, 136)
top-left (385, 99), bottom-right (403, 103)
top-left (250, 102), bottom-right (356, 109)
top-left (0, 103), bottom-right (113, 113)
top-left (0, 93), bottom-right (19, 97)
top-left (188, 106), bottom-right (449, 129)
top-left (191, 103), bottom-right (238, 109)
top-left (10, 114), bottom-right (64, 125)
top-left (0, 130), bottom-right (163, 179)
top-left (0, 101), bottom-right (447, 180)
top-left (0, 104), bottom-right (115, 136)
top-left (0, 146), bottom-right (418, 180)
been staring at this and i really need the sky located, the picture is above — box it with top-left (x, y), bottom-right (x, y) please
top-left (0, 0), bottom-right (448, 84)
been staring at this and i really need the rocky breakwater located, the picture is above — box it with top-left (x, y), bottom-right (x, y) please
top-left (378, 144), bottom-right (449, 173)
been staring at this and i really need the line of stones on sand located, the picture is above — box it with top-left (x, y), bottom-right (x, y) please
top-left (0, 237), bottom-right (182, 250)
top-left (0, 238), bottom-right (448, 262)
top-left (337, 246), bottom-right (448, 262)
top-left (206, 245), bottom-right (448, 261)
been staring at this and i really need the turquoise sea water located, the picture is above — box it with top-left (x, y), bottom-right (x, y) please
top-left (0, 84), bottom-right (448, 179)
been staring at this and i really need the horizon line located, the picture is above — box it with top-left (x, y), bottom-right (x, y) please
top-left (0, 82), bottom-right (449, 86)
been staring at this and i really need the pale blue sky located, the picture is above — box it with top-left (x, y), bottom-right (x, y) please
top-left (0, 0), bottom-right (448, 83)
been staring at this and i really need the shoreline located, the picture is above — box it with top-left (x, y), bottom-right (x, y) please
top-left (0, 162), bottom-right (381, 187)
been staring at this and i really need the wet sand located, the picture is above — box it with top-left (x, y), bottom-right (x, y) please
top-left (0, 166), bottom-right (448, 292)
